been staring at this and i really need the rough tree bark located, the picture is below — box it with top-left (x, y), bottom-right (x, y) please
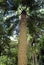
top-left (18, 10), bottom-right (27, 65)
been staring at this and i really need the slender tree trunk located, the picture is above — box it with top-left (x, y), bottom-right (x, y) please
top-left (33, 48), bottom-right (38, 65)
top-left (34, 52), bottom-right (38, 65)
top-left (18, 11), bottom-right (27, 65)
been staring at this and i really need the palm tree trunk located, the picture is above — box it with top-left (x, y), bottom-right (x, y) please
top-left (18, 11), bottom-right (27, 65)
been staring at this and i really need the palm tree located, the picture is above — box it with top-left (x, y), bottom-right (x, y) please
top-left (18, 10), bottom-right (27, 65)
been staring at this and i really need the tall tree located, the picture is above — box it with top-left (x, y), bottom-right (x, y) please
top-left (18, 10), bottom-right (27, 65)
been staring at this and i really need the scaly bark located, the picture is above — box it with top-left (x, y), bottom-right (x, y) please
top-left (18, 11), bottom-right (27, 65)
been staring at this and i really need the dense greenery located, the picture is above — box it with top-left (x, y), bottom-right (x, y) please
top-left (0, 0), bottom-right (44, 65)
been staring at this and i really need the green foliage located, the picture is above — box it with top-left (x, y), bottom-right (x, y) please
top-left (38, 35), bottom-right (44, 65)
top-left (0, 0), bottom-right (44, 65)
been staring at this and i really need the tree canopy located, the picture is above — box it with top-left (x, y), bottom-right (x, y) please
top-left (0, 0), bottom-right (44, 65)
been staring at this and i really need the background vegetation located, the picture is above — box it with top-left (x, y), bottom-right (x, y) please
top-left (0, 0), bottom-right (44, 65)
